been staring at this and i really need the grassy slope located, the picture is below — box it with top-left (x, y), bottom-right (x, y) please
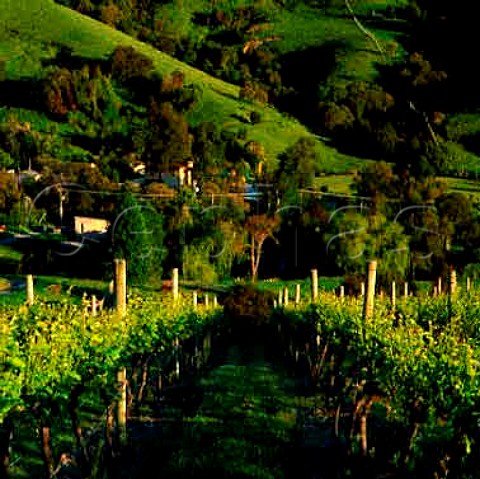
top-left (151, 0), bottom-right (406, 175)
top-left (3, 1), bottom-right (471, 195)
top-left (269, 4), bottom-right (400, 82)
top-left (155, 0), bottom-right (403, 93)
top-left (0, 0), bottom-right (372, 174)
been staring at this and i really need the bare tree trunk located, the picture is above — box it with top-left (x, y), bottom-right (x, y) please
top-left (32, 403), bottom-right (55, 479)
top-left (130, 357), bottom-right (142, 405)
top-left (105, 404), bottom-right (115, 458)
top-left (137, 357), bottom-right (150, 405)
top-left (253, 240), bottom-right (265, 282)
top-left (402, 422), bottom-right (420, 466)
top-left (40, 425), bottom-right (54, 478)
top-left (360, 411), bottom-right (368, 456)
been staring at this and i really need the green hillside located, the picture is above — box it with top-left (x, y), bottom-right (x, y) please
top-left (0, 0), bottom-right (376, 173)
top-left (156, 0), bottom-right (403, 85)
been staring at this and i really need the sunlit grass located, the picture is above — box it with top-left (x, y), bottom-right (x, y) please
top-left (0, 0), bottom-right (370, 173)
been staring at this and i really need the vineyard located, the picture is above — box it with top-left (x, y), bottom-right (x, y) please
top-left (2, 274), bottom-right (480, 479)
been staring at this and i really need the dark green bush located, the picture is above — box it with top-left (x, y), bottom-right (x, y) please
top-left (109, 45), bottom-right (154, 84)
top-left (223, 284), bottom-right (275, 339)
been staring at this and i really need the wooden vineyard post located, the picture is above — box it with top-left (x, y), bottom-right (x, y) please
top-left (114, 259), bottom-right (127, 317)
top-left (362, 260), bottom-right (377, 322)
top-left (360, 282), bottom-right (365, 297)
top-left (404, 282), bottom-right (408, 298)
top-left (433, 286), bottom-right (438, 297)
top-left (26, 274), bottom-right (34, 306)
top-left (311, 269), bottom-right (318, 302)
top-left (339, 286), bottom-right (345, 301)
top-left (172, 268), bottom-right (179, 301)
top-left (448, 267), bottom-right (457, 319)
top-left (437, 276), bottom-right (442, 295)
top-left (113, 257), bottom-right (127, 452)
top-left (213, 295), bottom-right (218, 308)
top-left (467, 277), bottom-right (471, 292)
top-left (278, 289), bottom-right (283, 307)
top-left (449, 267), bottom-right (457, 297)
top-left (91, 295), bottom-right (97, 317)
top-left (391, 281), bottom-right (396, 310)
top-left (284, 287), bottom-right (289, 307)
top-left (205, 294), bottom-right (209, 308)
top-left (193, 291), bottom-right (198, 309)
top-left (109, 280), bottom-right (114, 295)
top-left (116, 367), bottom-right (127, 447)
top-left (295, 284), bottom-right (301, 306)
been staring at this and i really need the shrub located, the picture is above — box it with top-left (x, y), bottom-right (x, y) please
top-left (223, 284), bottom-right (275, 340)
top-left (43, 68), bottom-right (77, 118)
top-left (109, 45), bottom-right (154, 84)
top-left (342, 272), bottom-right (365, 296)
top-left (182, 244), bottom-right (218, 285)
top-left (239, 81), bottom-right (269, 104)
top-left (100, 3), bottom-right (122, 27)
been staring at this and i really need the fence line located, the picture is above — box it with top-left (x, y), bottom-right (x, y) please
top-left (22, 266), bottom-right (472, 313)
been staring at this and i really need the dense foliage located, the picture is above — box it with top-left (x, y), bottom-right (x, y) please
top-left (3, 0), bottom-right (480, 284)
top-left (0, 291), bottom-right (220, 478)
top-left (5, 1), bottom-right (480, 477)
top-left (3, 288), bottom-right (480, 477)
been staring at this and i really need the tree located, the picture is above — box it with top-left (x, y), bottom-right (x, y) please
top-left (276, 137), bottom-right (318, 203)
top-left (182, 241), bottom-right (218, 285)
top-left (432, 192), bottom-right (480, 274)
top-left (0, 117), bottom-right (39, 170)
top-left (324, 210), bottom-right (370, 275)
top-left (402, 0), bottom-right (479, 110)
top-left (324, 210), bottom-right (410, 286)
top-left (144, 101), bottom-right (191, 176)
top-left (191, 122), bottom-right (225, 175)
top-left (109, 45), bottom-right (153, 84)
top-left (0, 172), bottom-right (20, 214)
top-left (245, 214), bottom-right (280, 281)
top-left (0, 149), bottom-right (14, 171)
top-left (109, 190), bottom-right (166, 285)
top-left (370, 215), bottom-right (410, 286)
top-left (43, 68), bottom-right (77, 118)
top-left (352, 161), bottom-right (397, 214)
top-left (100, 3), bottom-right (123, 28)
top-left (211, 219), bottom-right (246, 279)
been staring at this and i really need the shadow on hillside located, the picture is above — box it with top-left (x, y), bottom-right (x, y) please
top-left (230, 113), bottom-right (250, 124)
top-left (210, 85), bottom-right (240, 102)
top-left (40, 44), bottom-right (110, 72)
top-left (0, 78), bottom-right (43, 110)
top-left (0, 44), bottom-right (109, 112)
top-left (274, 41), bottom-right (347, 126)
